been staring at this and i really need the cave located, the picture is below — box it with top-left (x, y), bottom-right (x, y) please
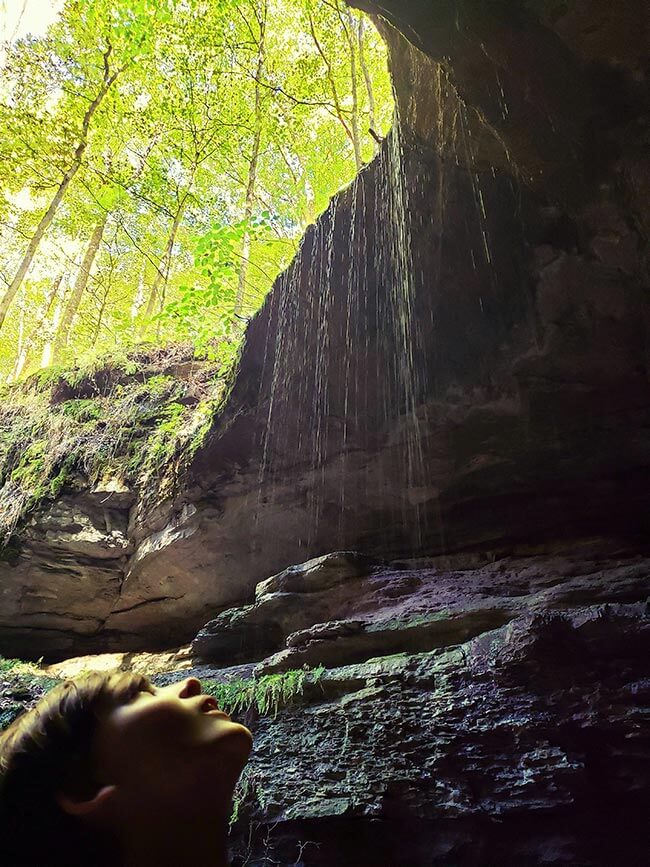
top-left (0, 1), bottom-right (649, 865)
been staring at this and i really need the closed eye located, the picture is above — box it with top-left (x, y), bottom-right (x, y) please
top-left (130, 688), bottom-right (156, 703)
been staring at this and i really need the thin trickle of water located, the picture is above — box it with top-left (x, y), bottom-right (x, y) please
top-left (259, 102), bottom-right (438, 556)
top-left (338, 174), bottom-right (360, 540)
top-left (457, 103), bottom-right (492, 269)
top-left (309, 198), bottom-right (339, 544)
top-left (373, 110), bottom-right (427, 548)
top-left (495, 68), bottom-right (509, 120)
top-left (257, 230), bottom-right (307, 531)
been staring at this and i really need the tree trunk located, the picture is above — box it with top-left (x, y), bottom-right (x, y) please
top-left (357, 15), bottom-right (376, 136)
top-left (0, 44), bottom-right (121, 330)
top-left (53, 211), bottom-right (108, 361)
top-left (141, 200), bottom-right (186, 327)
top-left (130, 262), bottom-right (147, 322)
top-left (10, 273), bottom-right (63, 380)
top-left (307, 9), bottom-right (355, 153)
top-left (235, 0), bottom-right (267, 317)
top-left (41, 278), bottom-right (68, 369)
top-left (92, 291), bottom-right (109, 345)
top-left (9, 288), bottom-right (27, 383)
top-left (342, 7), bottom-right (362, 171)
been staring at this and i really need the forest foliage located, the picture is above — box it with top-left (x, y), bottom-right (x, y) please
top-left (0, 0), bottom-right (392, 382)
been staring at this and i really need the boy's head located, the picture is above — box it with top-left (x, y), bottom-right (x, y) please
top-left (0, 671), bottom-right (252, 867)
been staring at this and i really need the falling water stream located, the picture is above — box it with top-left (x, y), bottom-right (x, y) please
top-left (255, 63), bottom-right (522, 559)
top-left (257, 103), bottom-right (430, 555)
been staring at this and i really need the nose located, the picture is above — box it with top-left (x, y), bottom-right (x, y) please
top-left (176, 677), bottom-right (202, 699)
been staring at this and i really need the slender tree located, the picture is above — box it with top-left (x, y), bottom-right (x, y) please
top-left (235, 0), bottom-right (268, 316)
top-left (337, 4), bottom-right (362, 171)
top-left (40, 277), bottom-right (69, 368)
top-left (10, 273), bottom-right (63, 380)
top-left (53, 211), bottom-right (109, 360)
top-left (0, 44), bottom-right (121, 330)
top-left (306, 6), bottom-right (356, 156)
top-left (141, 198), bottom-right (188, 324)
top-left (357, 14), bottom-right (377, 134)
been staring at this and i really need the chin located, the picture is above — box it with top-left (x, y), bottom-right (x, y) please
top-left (217, 720), bottom-right (253, 757)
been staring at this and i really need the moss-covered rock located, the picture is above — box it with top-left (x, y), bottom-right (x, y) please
top-left (0, 344), bottom-right (228, 548)
top-left (0, 658), bottom-right (60, 731)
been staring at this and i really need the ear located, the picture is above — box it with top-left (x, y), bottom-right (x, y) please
top-left (56, 784), bottom-right (117, 819)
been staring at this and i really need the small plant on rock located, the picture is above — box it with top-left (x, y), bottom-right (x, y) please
top-left (203, 666), bottom-right (325, 720)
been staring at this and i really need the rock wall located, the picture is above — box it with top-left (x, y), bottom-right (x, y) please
top-left (1, 545), bottom-right (648, 865)
top-left (192, 548), bottom-right (649, 866)
top-left (0, 0), bottom-right (648, 657)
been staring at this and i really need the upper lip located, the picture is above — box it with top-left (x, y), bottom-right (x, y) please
top-left (200, 695), bottom-right (229, 717)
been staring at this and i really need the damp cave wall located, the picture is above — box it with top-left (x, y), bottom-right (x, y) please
top-left (0, 0), bottom-right (649, 657)
top-left (182, 1), bottom-right (650, 611)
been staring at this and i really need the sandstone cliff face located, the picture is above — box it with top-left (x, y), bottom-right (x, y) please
top-left (1, 1), bottom-right (648, 660)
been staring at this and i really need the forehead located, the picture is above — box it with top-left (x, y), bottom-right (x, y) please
top-left (88, 682), bottom-right (156, 737)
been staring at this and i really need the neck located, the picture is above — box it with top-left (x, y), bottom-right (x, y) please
top-left (122, 812), bottom-right (229, 867)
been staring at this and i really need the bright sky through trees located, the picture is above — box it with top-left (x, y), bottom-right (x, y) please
top-left (0, 0), bottom-right (393, 381)
top-left (0, 0), bottom-right (63, 43)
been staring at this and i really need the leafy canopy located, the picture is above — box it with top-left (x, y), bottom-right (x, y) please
top-left (0, 0), bottom-right (393, 380)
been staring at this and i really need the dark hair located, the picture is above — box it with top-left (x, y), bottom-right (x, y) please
top-left (0, 671), bottom-right (152, 867)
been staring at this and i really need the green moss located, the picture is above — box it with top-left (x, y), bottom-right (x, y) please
top-left (48, 455), bottom-right (76, 498)
top-left (0, 345), bottom-right (230, 542)
top-left (142, 374), bottom-right (177, 398)
top-left (0, 656), bottom-right (40, 676)
top-left (10, 441), bottom-right (47, 486)
top-left (141, 401), bottom-right (188, 477)
top-left (28, 365), bottom-right (68, 392)
top-left (203, 666), bottom-right (324, 719)
top-left (125, 438), bottom-right (146, 475)
top-left (229, 766), bottom-right (260, 829)
top-left (58, 399), bottom-right (103, 423)
top-left (186, 399), bottom-right (219, 457)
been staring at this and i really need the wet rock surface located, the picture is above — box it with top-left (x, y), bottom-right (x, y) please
top-left (202, 547), bottom-right (649, 866)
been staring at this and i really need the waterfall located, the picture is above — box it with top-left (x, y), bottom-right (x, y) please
top-left (258, 108), bottom-right (429, 556)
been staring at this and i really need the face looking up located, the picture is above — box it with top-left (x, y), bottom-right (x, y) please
top-left (61, 677), bottom-right (252, 827)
